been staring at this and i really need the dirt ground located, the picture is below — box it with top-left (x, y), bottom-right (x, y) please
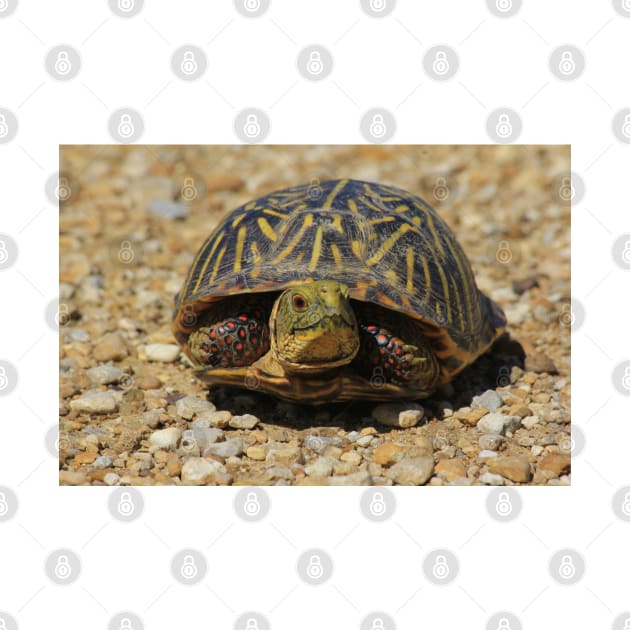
top-left (58, 144), bottom-right (570, 486)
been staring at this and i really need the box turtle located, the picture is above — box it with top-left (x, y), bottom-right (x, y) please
top-left (172, 179), bottom-right (506, 403)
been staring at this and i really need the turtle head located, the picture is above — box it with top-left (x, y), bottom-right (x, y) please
top-left (271, 280), bottom-right (359, 372)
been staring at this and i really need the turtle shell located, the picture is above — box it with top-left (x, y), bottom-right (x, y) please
top-left (173, 179), bottom-right (506, 385)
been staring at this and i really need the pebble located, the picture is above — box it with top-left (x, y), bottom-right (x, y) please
top-left (229, 414), bottom-right (260, 430)
top-left (149, 427), bottom-right (182, 450)
top-left (70, 391), bottom-right (118, 414)
top-left (479, 434), bottom-right (504, 451)
top-left (538, 453), bottom-right (570, 476)
top-left (204, 438), bottom-right (244, 459)
top-left (477, 413), bottom-right (521, 435)
top-left (142, 409), bottom-right (162, 428)
top-left (181, 457), bottom-right (225, 485)
top-left (246, 445), bottom-right (267, 460)
top-left (487, 455), bottom-right (532, 483)
top-left (91, 455), bottom-right (114, 469)
top-left (372, 442), bottom-right (406, 466)
top-left (521, 415), bottom-right (540, 430)
top-left (525, 351), bottom-right (558, 374)
top-left (199, 410), bottom-right (232, 428)
top-left (59, 470), bottom-right (88, 485)
top-left (478, 472), bottom-right (505, 485)
top-left (434, 458), bottom-right (467, 481)
top-left (266, 446), bottom-right (304, 466)
top-left (305, 456), bottom-right (335, 477)
top-left (147, 199), bottom-right (189, 220)
top-left (531, 445), bottom-right (544, 457)
top-left (87, 365), bottom-right (124, 385)
top-left (175, 396), bottom-right (216, 419)
top-left (460, 407), bottom-right (489, 426)
top-left (103, 472), bottom-right (120, 486)
top-left (303, 435), bottom-right (343, 453)
top-left (371, 402), bottom-right (425, 428)
top-left (329, 471), bottom-right (373, 486)
top-left (340, 451), bottom-right (361, 465)
top-left (386, 457), bottom-right (434, 485)
top-left (471, 390), bottom-right (503, 412)
top-left (356, 434), bottom-right (373, 447)
top-left (144, 343), bottom-right (181, 363)
top-left (93, 333), bottom-right (128, 362)
top-left (134, 375), bottom-right (162, 390)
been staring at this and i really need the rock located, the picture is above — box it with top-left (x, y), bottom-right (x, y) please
top-left (372, 402), bottom-right (424, 428)
top-left (199, 410), bottom-right (231, 428)
top-left (147, 199), bottom-right (188, 220)
top-left (303, 435), bottom-right (343, 453)
top-left (175, 396), bottom-right (216, 419)
top-left (149, 427), bottom-right (182, 450)
top-left (434, 458), bottom-right (467, 481)
top-left (477, 413), bottom-right (522, 435)
top-left (538, 453), bottom-right (570, 476)
top-left (525, 351), bottom-right (558, 374)
top-left (134, 375), bottom-right (162, 390)
top-left (329, 471), bottom-right (373, 486)
top-left (460, 407), bottom-right (489, 426)
top-left (181, 457), bottom-right (225, 485)
top-left (472, 390), bottom-right (503, 412)
top-left (487, 455), bottom-right (532, 483)
top-left (144, 343), bottom-right (180, 363)
top-left (305, 456), bottom-right (335, 477)
top-left (246, 445), bottom-right (267, 460)
top-left (340, 451), bottom-right (361, 465)
top-left (356, 435), bottom-right (373, 447)
top-left (87, 365), bottom-right (124, 385)
top-left (478, 472), bottom-right (505, 485)
top-left (70, 391), bottom-right (118, 414)
top-left (93, 333), bottom-right (128, 362)
top-left (166, 456), bottom-right (182, 477)
top-left (266, 446), bottom-right (304, 466)
top-left (479, 433), bottom-right (504, 451)
top-left (372, 442), bottom-right (406, 466)
top-left (75, 452), bottom-right (98, 465)
top-left (521, 415), bottom-right (540, 430)
top-left (91, 455), bottom-right (114, 469)
top-left (59, 470), bottom-right (88, 485)
top-left (204, 438), bottom-right (244, 459)
top-left (142, 409), bottom-right (162, 428)
top-left (103, 472), bottom-right (120, 486)
top-left (478, 450), bottom-right (498, 459)
top-left (510, 405), bottom-right (533, 418)
top-left (512, 276), bottom-right (539, 294)
top-left (229, 414), bottom-right (259, 430)
top-left (531, 445), bottom-right (544, 457)
top-left (386, 457), bottom-right (434, 485)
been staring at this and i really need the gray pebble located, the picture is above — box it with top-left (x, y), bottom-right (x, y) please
top-left (204, 438), bottom-right (244, 459)
top-left (197, 410), bottom-right (231, 428)
top-left (70, 328), bottom-right (90, 342)
top-left (229, 413), bottom-right (260, 430)
top-left (142, 409), bottom-right (162, 428)
top-left (478, 450), bottom-right (498, 459)
top-left (181, 457), bottom-right (225, 485)
top-left (479, 434), bottom-right (504, 451)
top-left (386, 457), bottom-right (434, 485)
top-left (329, 471), bottom-right (373, 486)
top-left (175, 396), bottom-right (216, 419)
top-left (147, 199), bottom-right (189, 220)
top-left (304, 456), bottom-right (335, 477)
top-left (477, 413), bottom-right (521, 435)
top-left (478, 472), bottom-right (505, 485)
top-left (91, 455), bottom-right (114, 469)
top-left (149, 427), bottom-right (182, 450)
top-left (531, 445), bottom-right (544, 456)
top-left (356, 434), bottom-right (373, 447)
top-left (521, 415), bottom-right (540, 430)
top-left (104, 472), bottom-right (120, 486)
top-left (70, 391), bottom-right (118, 414)
top-left (471, 389), bottom-right (503, 412)
top-left (87, 365), bottom-right (124, 385)
top-left (144, 343), bottom-right (180, 363)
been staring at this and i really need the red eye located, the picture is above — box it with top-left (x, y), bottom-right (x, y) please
top-left (292, 294), bottom-right (308, 310)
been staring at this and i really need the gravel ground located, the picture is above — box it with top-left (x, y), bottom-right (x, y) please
top-left (59, 145), bottom-right (570, 486)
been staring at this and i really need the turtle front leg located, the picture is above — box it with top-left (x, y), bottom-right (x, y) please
top-left (354, 323), bottom-right (440, 393)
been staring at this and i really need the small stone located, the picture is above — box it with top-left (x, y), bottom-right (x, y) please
top-left (175, 396), bottom-right (216, 419)
top-left (204, 438), bottom-right (244, 459)
top-left (521, 415), bottom-right (540, 430)
top-left (372, 442), bottom-right (406, 466)
top-left (340, 451), bottom-right (361, 465)
top-left (246, 445), bottom-right (267, 460)
top-left (478, 450), bottom-right (498, 459)
top-left (510, 405), bottom-right (533, 418)
top-left (266, 446), bottom-right (304, 466)
top-left (356, 435), bottom-right (373, 447)
top-left (147, 199), bottom-right (189, 220)
top-left (531, 445), bottom-right (544, 457)
top-left (303, 435), bottom-right (343, 453)
top-left (532, 392), bottom-right (551, 403)
top-left (305, 456), bottom-right (335, 477)
top-left (93, 333), bottom-right (128, 362)
top-left (103, 472), bottom-right (120, 486)
top-left (144, 343), bottom-right (180, 363)
top-left (142, 409), bottom-right (162, 428)
top-left (386, 457), bottom-right (434, 485)
top-left (479, 433), bottom-right (504, 451)
top-left (512, 276), bottom-right (539, 294)
top-left (477, 413), bottom-right (521, 435)
top-left (166, 457), bottom-right (182, 477)
top-left (329, 471), bottom-right (373, 486)
top-left (87, 365), bottom-right (124, 385)
top-left (525, 351), bottom-right (558, 374)
top-left (134, 375), bottom-right (162, 390)
top-left (487, 455), bottom-right (532, 483)
top-left (460, 407), bottom-right (489, 426)
top-left (59, 470), bottom-right (88, 485)
top-left (181, 457), bottom-right (225, 485)
top-left (372, 402), bottom-right (424, 428)
top-left (229, 414), bottom-right (259, 430)
top-left (434, 458), bottom-right (467, 481)
top-left (149, 427), bottom-right (182, 450)
top-left (75, 452), bottom-right (98, 465)
top-left (91, 455), bottom-right (114, 470)
top-left (538, 453), bottom-right (571, 476)
top-left (199, 410), bottom-right (231, 428)
top-left (70, 391), bottom-right (118, 414)
top-left (478, 472), bottom-right (505, 485)
top-left (471, 390), bottom-right (503, 412)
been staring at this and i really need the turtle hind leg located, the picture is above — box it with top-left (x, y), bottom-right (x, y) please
top-left (353, 322), bottom-right (440, 393)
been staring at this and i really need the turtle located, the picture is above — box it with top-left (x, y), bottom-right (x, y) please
top-left (172, 178), bottom-right (506, 404)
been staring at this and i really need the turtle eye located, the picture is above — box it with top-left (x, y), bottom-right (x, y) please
top-left (292, 294), bottom-right (308, 311)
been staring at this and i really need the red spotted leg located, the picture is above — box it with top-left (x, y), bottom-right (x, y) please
top-left (187, 303), bottom-right (271, 368)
